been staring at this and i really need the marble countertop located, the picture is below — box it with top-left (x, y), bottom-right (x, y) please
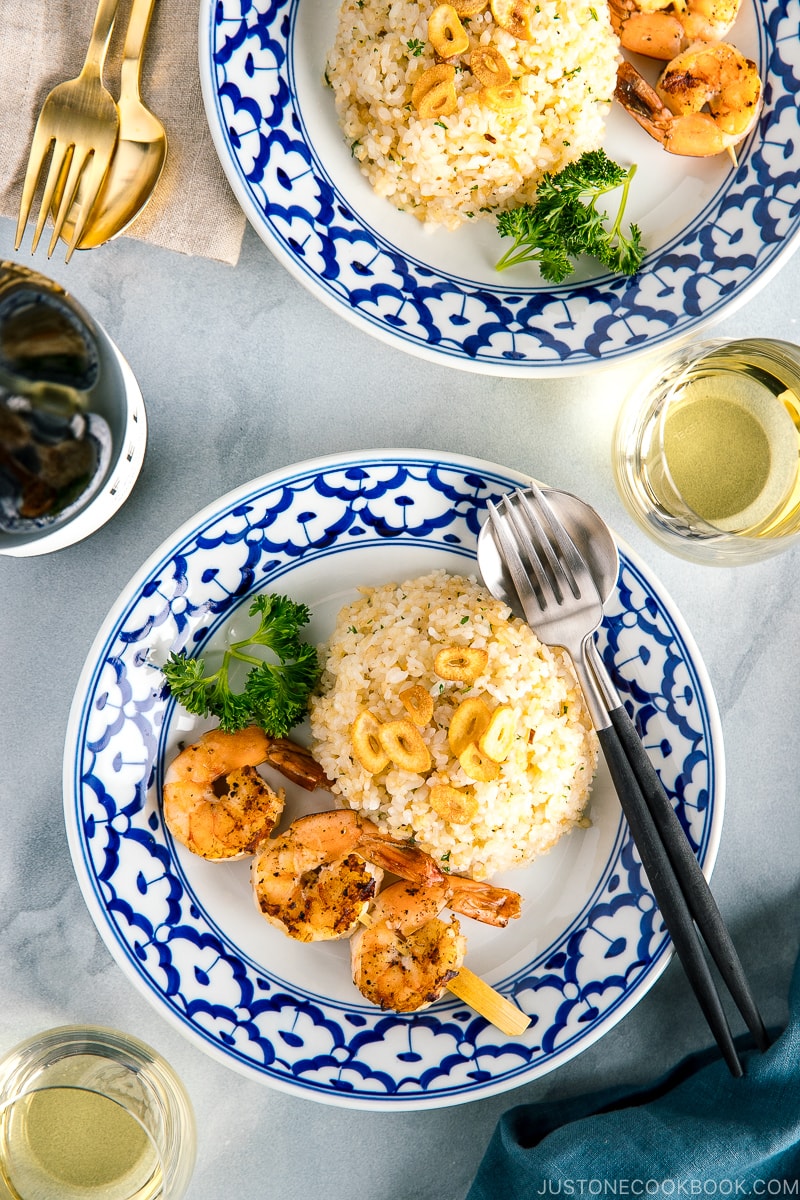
top-left (1, 211), bottom-right (799, 1200)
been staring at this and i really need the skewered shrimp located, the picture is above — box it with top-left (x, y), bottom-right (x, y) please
top-left (351, 879), bottom-right (467, 1012)
top-left (614, 44), bottom-right (761, 157)
top-left (163, 726), bottom-right (285, 861)
top-left (609, 0), bottom-right (742, 60)
top-left (250, 810), bottom-right (445, 942)
top-left (350, 876), bottom-right (522, 1012)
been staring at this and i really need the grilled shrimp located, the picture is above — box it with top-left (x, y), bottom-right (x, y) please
top-left (250, 809), bottom-right (445, 942)
top-left (350, 879), bottom-right (467, 1012)
top-left (163, 726), bottom-right (285, 861)
top-left (350, 875), bottom-right (521, 1012)
top-left (615, 43), bottom-right (761, 157)
top-left (609, 0), bottom-right (742, 60)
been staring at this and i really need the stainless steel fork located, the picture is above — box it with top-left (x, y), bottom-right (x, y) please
top-left (487, 484), bottom-right (769, 1075)
top-left (15, 0), bottom-right (121, 261)
top-left (487, 486), bottom-right (609, 729)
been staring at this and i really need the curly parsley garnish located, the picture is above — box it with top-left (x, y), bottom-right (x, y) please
top-left (495, 150), bottom-right (644, 283)
top-left (161, 593), bottom-right (320, 737)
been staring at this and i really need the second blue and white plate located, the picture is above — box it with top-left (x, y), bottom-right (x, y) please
top-left (199, 0), bottom-right (800, 375)
top-left (63, 450), bottom-right (724, 1108)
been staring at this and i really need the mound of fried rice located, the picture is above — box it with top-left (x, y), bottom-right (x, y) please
top-left (310, 571), bottom-right (598, 880)
top-left (326, 0), bottom-right (620, 230)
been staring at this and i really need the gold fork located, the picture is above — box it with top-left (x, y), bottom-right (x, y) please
top-left (15, 0), bottom-right (121, 262)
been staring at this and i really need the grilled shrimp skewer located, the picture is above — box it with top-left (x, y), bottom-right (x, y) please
top-left (250, 810), bottom-right (445, 942)
top-left (350, 876), bottom-right (521, 1013)
top-left (615, 43), bottom-right (762, 158)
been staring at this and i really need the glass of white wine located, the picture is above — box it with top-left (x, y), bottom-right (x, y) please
top-left (0, 1027), bottom-right (195, 1200)
top-left (612, 338), bottom-right (800, 565)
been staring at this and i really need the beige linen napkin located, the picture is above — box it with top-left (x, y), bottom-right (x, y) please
top-left (0, 0), bottom-right (247, 264)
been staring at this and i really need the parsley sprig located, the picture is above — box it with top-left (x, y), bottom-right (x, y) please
top-left (495, 150), bottom-right (644, 283)
top-left (162, 593), bottom-right (320, 737)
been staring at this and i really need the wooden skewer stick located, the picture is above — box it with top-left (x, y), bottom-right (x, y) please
top-left (447, 967), bottom-right (531, 1037)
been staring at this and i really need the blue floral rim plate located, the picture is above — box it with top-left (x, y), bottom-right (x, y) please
top-left (199, 0), bottom-right (799, 376)
top-left (63, 450), bottom-right (724, 1109)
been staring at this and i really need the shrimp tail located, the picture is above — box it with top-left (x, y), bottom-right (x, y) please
top-left (615, 61), bottom-right (674, 143)
top-left (363, 837), bottom-right (447, 886)
top-left (262, 736), bottom-right (332, 792)
top-left (446, 877), bottom-right (522, 927)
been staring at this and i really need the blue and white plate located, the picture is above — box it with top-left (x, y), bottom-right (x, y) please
top-left (63, 450), bottom-right (724, 1109)
top-left (199, 0), bottom-right (800, 376)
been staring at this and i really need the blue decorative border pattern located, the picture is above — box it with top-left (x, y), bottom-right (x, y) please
top-left (202, 0), bottom-right (800, 372)
top-left (65, 454), bottom-right (720, 1107)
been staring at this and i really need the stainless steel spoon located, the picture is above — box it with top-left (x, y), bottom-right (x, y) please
top-left (61, 0), bottom-right (167, 248)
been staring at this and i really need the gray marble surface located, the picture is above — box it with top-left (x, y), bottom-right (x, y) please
top-left (1, 211), bottom-right (799, 1200)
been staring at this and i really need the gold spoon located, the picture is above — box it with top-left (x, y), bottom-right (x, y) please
top-left (61, 0), bottom-right (167, 248)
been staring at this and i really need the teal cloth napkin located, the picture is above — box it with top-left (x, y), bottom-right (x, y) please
top-left (467, 956), bottom-right (800, 1197)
